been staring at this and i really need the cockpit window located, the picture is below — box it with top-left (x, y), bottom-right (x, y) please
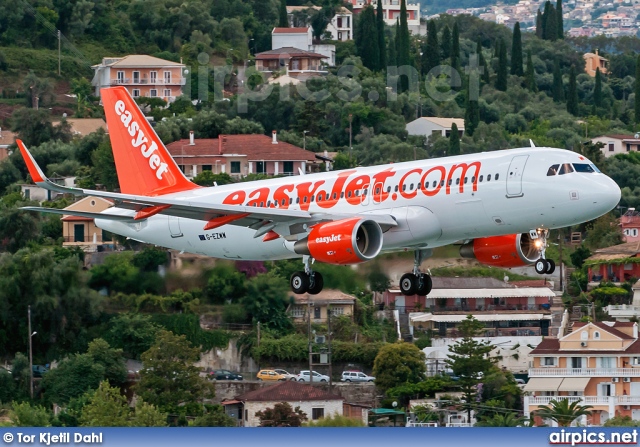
top-left (547, 164), bottom-right (559, 176)
top-left (573, 163), bottom-right (596, 173)
top-left (558, 163), bottom-right (574, 175)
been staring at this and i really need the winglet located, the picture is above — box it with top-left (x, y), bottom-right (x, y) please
top-left (16, 139), bottom-right (47, 184)
top-left (530, 139), bottom-right (536, 148)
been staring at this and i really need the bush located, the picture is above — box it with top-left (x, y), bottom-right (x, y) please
top-left (222, 304), bottom-right (248, 324)
top-left (151, 314), bottom-right (231, 351)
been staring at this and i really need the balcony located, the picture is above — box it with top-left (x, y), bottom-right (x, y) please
top-left (529, 368), bottom-right (640, 377)
top-left (605, 305), bottom-right (640, 318)
top-left (109, 78), bottom-right (187, 86)
top-left (528, 396), bottom-right (640, 406)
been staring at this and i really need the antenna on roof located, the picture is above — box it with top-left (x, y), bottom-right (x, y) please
top-left (530, 139), bottom-right (536, 148)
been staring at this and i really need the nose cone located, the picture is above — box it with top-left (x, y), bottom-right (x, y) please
top-left (591, 174), bottom-right (621, 217)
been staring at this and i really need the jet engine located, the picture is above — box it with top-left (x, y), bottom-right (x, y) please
top-left (293, 217), bottom-right (383, 265)
top-left (459, 233), bottom-right (541, 268)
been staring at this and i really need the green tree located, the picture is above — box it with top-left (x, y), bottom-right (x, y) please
top-left (422, 20), bottom-right (440, 75)
top-left (190, 405), bottom-right (236, 427)
top-left (464, 81), bottom-right (480, 138)
top-left (593, 67), bottom-right (603, 110)
top-left (451, 22), bottom-right (460, 70)
top-left (388, 23), bottom-right (397, 66)
top-left (79, 381), bottom-right (130, 427)
top-left (441, 25), bottom-right (451, 61)
top-left (130, 400), bottom-right (168, 427)
top-left (449, 123), bottom-right (461, 155)
top-left (556, 0), bottom-right (564, 39)
top-left (445, 315), bottom-right (496, 420)
top-left (567, 65), bottom-right (579, 116)
top-left (478, 41), bottom-right (490, 85)
top-left (510, 22), bottom-right (523, 76)
top-left (136, 330), bottom-right (215, 416)
top-left (257, 402), bottom-right (307, 427)
top-left (240, 272), bottom-right (292, 332)
top-left (42, 354), bottom-right (106, 405)
top-left (535, 10), bottom-right (543, 39)
top-left (570, 245), bottom-right (591, 269)
top-left (552, 59), bottom-right (564, 102)
top-left (525, 51), bottom-right (537, 92)
top-left (0, 368), bottom-right (17, 403)
top-left (542, 1), bottom-right (557, 41)
top-left (192, 171), bottom-right (234, 186)
top-left (87, 338), bottom-right (128, 387)
top-left (278, 0), bottom-right (288, 28)
top-left (10, 402), bottom-right (51, 427)
top-left (372, 342), bottom-right (426, 391)
top-left (397, 0), bottom-right (411, 91)
top-left (305, 413), bottom-right (366, 426)
top-left (105, 313), bottom-right (160, 360)
top-left (534, 399), bottom-right (592, 427)
top-left (585, 213), bottom-right (623, 250)
top-left (11, 108), bottom-right (72, 147)
top-left (603, 415), bottom-right (640, 427)
top-left (356, 6), bottom-right (380, 71)
top-left (23, 70), bottom-right (54, 108)
top-left (495, 38), bottom-right (508, 92)
top-left (70, 78), bottom-right (93, 117)
top-left (635, 54), bottom-right (640, 124)
top-left (204, 263), bottom-right (247, 304)
top-left (132, 246), bottom-right (169, 272)
top-left (476, 412), bottom-right (529, 427)
top-left (376, 0), bottom-right (386, 70)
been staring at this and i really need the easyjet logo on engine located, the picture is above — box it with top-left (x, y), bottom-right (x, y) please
top-left (114, 100), bottom-right (169, 180)
top-left (316, 234), bottom-right (342, 244)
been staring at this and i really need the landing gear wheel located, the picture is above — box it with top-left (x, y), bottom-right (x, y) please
top-left (400, 273), bottom-right (418, 296)
top-left (307, 272), bottom-right (324, 295)
top-left (291, 271), bottom-right (309, 294)
top-left (534, 259), bottom-right (547, 275)
top-left (545, 259), bottom-right (556, 274)
top-left (416, 273), bottom-right (433, 296)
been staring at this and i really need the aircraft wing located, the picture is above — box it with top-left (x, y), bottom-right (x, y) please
top-left (17, 140), bottom-right (397, 237)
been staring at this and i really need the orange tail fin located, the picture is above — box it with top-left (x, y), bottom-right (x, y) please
top-left (101, 86), bottom-right (198, 196)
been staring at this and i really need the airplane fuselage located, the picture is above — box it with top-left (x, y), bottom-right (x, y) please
top-left (96, 147), bottom-right (620, 261)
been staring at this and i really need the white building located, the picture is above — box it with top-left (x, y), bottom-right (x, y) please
top-left (592, 134), bottom-right (640, 158)
top-left (406, 117), bottom-right (466, 138)
top-left (346, 0), bottom-right (426, 35)
top-left (287, 6), bottom-right (354, 41)
top-left (272, 27), bottom-right (336, 66)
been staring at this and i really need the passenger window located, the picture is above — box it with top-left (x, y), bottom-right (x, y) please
top-left (432, 181), bottom-right (437, 188)
top-left (355, 190), bottom-right (360, 197)
top-left (402, 184), bottom-right (406, 191)
top-left (448, 179), bottom-right (452, 186)
top-left (325, 194), bottom-right (330, 200)
top-left (267, 201), bottom-right (271, 207)
top-left (487, 175), bottom-right (492, 182)
top-left (289, 198), bottom-right (293, 205)
top-left (387, 186), bottom-right (391, 193)
top-left (471, 176), bottom-right (476, 183)
top-left (333, 193), bottom-right (337, 199)
top-left (341, 192), bottom-right (344, 198)
top-left (317, 195), bottom-right (322, 202)
top-left (464, 177), bottom-right (468, 184)
top-left (455, 178), bottom-right (460, 185)
top-left (310, 196), bottom-right (314, 202)
top-left (495, 173), bottom-right (499, 180)
top-left (479, 175), bottom-right (483, 182)
top-left (410, 184), bottom-right (414, 190)
top-left (558, 163), bottom-right (574, 175)
top-left (348, 191), bottom-right (352, 198)
top-left (547, 164), bottom-right (559, 176)
top-left (303, 197), bottom-right (308, 203)
top-left (375, 188), bottom-right (380, 194)
top-left (296, 198), bottom-right (300, 204)
top-left (282, 199), bottom-right (286, 206)
top-left (440, 180), bottom-right (445, 187)
top-left (394, 185), bottom-right (399, 192)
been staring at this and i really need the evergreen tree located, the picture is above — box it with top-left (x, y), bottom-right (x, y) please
top-left (525, 51), bottom-right (537, 92)
top-left (451, 22), bottom-right (460, 70)
top-left (593, 67), bottom-right (603, 109)
top-left (510, 22), bottom-right (523, 76)
top-left (398, 0), bottom-right (411, 90)
top-left (376, 0), bottom-right (387, 70)
top-left (556, 0), bottom-right (564, 39)
top-left (552, 59), bottom-right (564, 102)
top-left (422, 20), bottom-right (440, 75)
top-left (278, 0), bottom-right (288, 28)
top-left (635, 55), bottom-right (640, 124)
top-left (567, 65), bottom-right (579, 116)
top-left (449, 123), bottom-right (461, 155)
top-left (388, 24), bottom-right (397, 67)
top-left (478, 41), bottom-right (490, 85)
top-left (395, 19), bottom-right (401, 66)
top-left (441, 25), bottom-right (451, 61)
top-left (536, 10), bottom-right (543, 38)
top-left (543, 1), bottom-right (558, 41)
top-left (495, 38), bottom-right (508, 92)
top-left (356, 6), bottom-right (380, 71)
top-left (541, 2), bottom-right (550, 39)
top-left (464, 80), bottom-right (480, 137)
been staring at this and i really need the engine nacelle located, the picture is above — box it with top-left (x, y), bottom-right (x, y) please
top-left (293, 217), bottom-right (383, 265)
top-left (460, 233), bottom-right (540, 268)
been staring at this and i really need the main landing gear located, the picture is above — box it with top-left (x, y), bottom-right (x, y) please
top-left (290, 256), bottom-right (324, 295)
top-left (399, 249), bottom-right (433, 296)
top-left (532, 229), bottom-right (555, 275)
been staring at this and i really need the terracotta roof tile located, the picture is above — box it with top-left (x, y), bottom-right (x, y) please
top-left (235, 381), bottom-right (344, 402)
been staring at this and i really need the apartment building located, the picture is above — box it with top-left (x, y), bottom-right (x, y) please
top-left (345, 0), bottom-right (425, 35)
top-left (524, 321), bottom-right (640, 426)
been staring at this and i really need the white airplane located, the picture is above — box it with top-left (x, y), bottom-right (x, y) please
top-left (17, 87), bottom-right (621, 296)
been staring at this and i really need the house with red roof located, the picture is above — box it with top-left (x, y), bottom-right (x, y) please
top-left (221, 381), bottom-right (344, 427)
top-left (524, 321), bottom-right (640, 426)
top-left (620, 209), bottom-right (640, 243)
top-left (165, 131), bottom-right (320, 179)
top-left (61, 196), bottom-right (115, 252)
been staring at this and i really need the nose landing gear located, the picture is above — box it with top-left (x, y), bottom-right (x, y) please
top-left (290, 256), bottom-right (324, 295)
top-left (399, 249), bottom-right (433, 296)
top-left (532, 229), bottom-right (555, 275)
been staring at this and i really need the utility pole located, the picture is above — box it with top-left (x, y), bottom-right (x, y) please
top-left (303, 130), bottom-right (309, 151)
top-left (28, 305), bottom-right (33, 400)
top-left (256, 321), bottom-right (261, 371)
top-left (308, 299), bottom-right (313, 383)
top-left (328, 305), bottom-right (333, 393)
top-left (58, 30), bottom-right (61, 76)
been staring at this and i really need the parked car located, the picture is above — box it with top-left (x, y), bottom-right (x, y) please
top-left (273, 369), bottom-right (297, 381)
top-left (32, 365), bottom-right (49, 378)
top-left (341, 371), bottom-right (375, 382)
top-left (210, 369), bottom-right (243, 381)
top-left (296, 370), bottom-right (329, 382)
top-left (256, 369), bottom-right (288, 381)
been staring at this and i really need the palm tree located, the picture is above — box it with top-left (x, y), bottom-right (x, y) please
top-left (534, 399), bottom-right (593, 427)
top-left (476, 412), bottom-right (531, 427)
